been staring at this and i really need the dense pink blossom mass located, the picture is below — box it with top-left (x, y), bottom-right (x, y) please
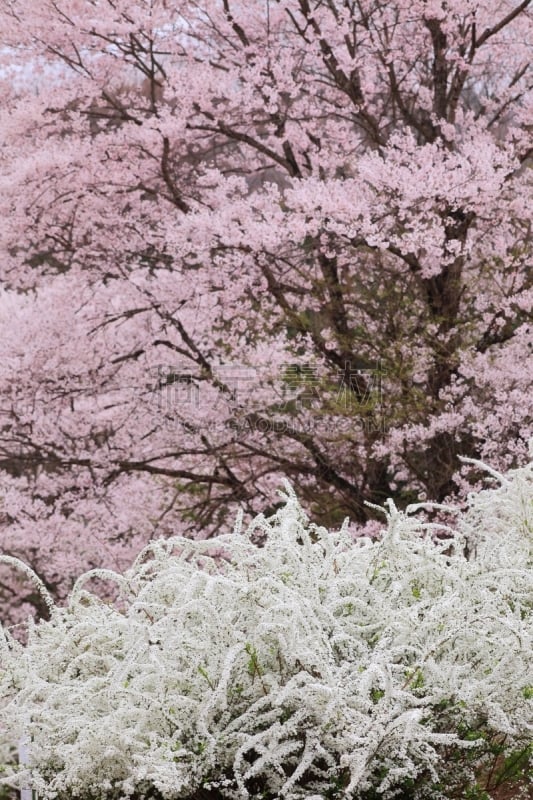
top-left (0, 0), bottom-right (531, 619)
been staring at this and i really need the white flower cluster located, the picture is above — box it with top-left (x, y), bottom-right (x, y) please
top-left (0, 453), bottom-right (532, 800)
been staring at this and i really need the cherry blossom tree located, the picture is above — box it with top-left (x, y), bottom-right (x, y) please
top-left (0, 0), bottom-right (531, 618)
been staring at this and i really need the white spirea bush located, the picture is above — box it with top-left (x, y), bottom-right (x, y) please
top-left (0, 452), bottom-right (532, 800)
